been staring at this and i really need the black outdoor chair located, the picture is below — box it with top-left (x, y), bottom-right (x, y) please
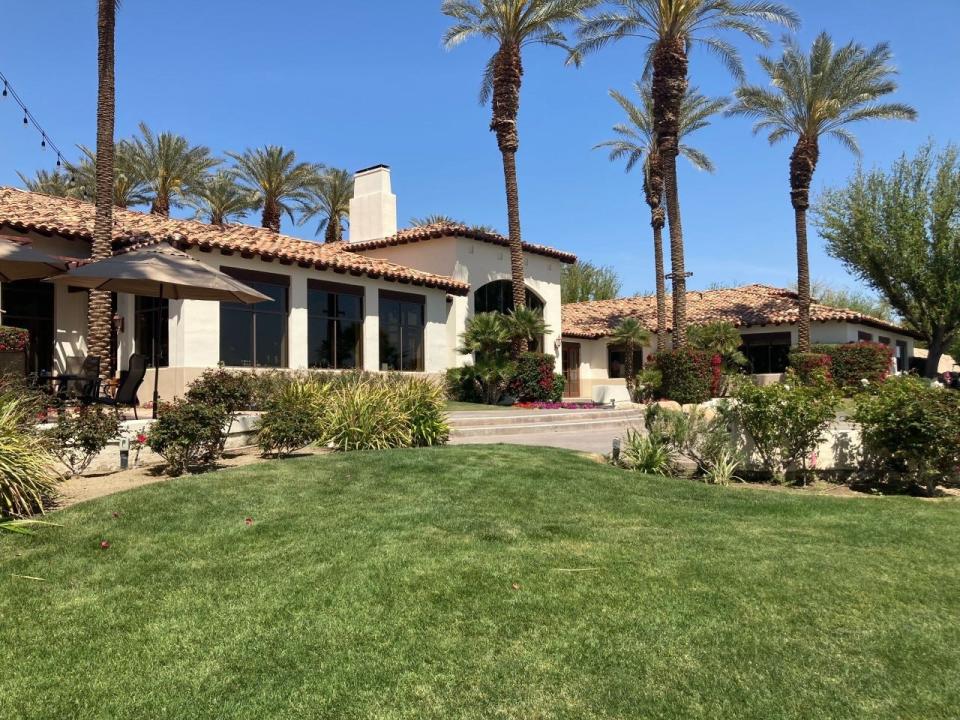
top-left (97, 354), bottom-right (147, 419)
top-left (58, 355), bottom-right (101, 404)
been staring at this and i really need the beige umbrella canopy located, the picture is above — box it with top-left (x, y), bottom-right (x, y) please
top-left (0, 236), bottom-right (69, 282)
top-left (46, 241), bottom-right (272, 416)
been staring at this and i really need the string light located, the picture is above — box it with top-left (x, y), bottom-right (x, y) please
top-left (0, 69), bottom-right (70, 173)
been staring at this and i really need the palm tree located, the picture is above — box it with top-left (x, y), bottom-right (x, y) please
top-left (442, 0), bottom-right (597, 354)
top-left (190, 170), bottom-right (256, 226)
top-left (89, 0), bottom-right (119, 379)
top-left (576, 0), bottom-right (799, 347)
top-left (595, 82), bottom-right (725, 351)
top-left (503, 305), bottom-right (551, 353)
top-left (458, 311), bottom-right (511, 357)
top-left (688, 321), bottom-right (747, 369)
top-left (17, 169), bottom-right (74, 198)
top-left (227, 146), bottom-right (323, 232)
top-left (302, 168), bottom-right (353, 243)
top-left (128, 122), bottom-right (219, 216)
top-left (609, 317), bottom-right (650, 391)
top-left (410, 214), bottom-right (466, 227)
top-left (67, 143), bottom-right (150, 208)
top-left (728, 32), bottom-right (916, 351)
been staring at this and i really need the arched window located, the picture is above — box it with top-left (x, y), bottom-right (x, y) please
top-left (474, 280), bottom-right (544, 315)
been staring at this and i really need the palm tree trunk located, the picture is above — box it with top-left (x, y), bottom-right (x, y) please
top-left (150, 194), bottom-right (171, 217)
top-left (624, 344), bottom-right (635, 392)
top-left (652, 220), bottom-right (668, 352)
top-left (491, 43), bottom-right (527, 356)
top-left (652, 38), bottom-right (690, 348)
top-left (89, 0), bottom-right (116, 381)
top-left (325, 215), bottom-right (341, 243)
top-left (262, 198), bottom-right (281, 233)
top-left (790, 136), bottom-right (819, 352)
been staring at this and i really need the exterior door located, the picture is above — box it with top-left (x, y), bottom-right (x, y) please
top-left (1, 279), bottom-right (55, 374)
top-left (562, 342), bottom-right (581, 398)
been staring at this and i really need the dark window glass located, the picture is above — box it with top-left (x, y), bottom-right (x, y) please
top-left (0, 279), bottom-right (54, 374)
top-left (857, 331), bottom-right (873, 342)
top-left (607, 346), bottom-right (644, 379)
top-left (219, 269), bottom-right (288, 368)
top-left (307, 282), bottom-right (363, 369)
top-left (379, 292), bottom-right (424, 372)
top-left (134, 296), bottom-right (169, 368)
top-left (742, 333), bottom-right (791, 374)
top-left (474, 280), bottom-right (544, 315)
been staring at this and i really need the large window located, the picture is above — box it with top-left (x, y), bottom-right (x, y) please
top-left (134, 296), bottom-right (169, 368)
top-left (379, 291), bottom-right (424, 372)
top-left (0, 279), bottom-right (54, 374)
top-left (742, 332), bottom-right (791, 374)
top-left (474, 280), bottom-right (544, 315)
top-left (607, 346), bottom-right (644, 379)
top-left (220, 268), bottom-right (289, 368)
top-left (308, 280), bottom-right (363, 369)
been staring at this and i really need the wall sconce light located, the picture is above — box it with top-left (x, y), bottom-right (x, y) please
top-left (112, 314), bottom-right (124, 333)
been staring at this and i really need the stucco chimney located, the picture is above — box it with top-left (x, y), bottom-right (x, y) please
top-left (348, 164), bottom-right (397, 242)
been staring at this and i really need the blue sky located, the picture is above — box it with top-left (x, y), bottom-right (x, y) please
top-left (2, 1), bottom-right (957, 296)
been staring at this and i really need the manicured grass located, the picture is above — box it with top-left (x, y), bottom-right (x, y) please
top-left (445, 400), bottom-right (509, 411)
top-left (2, 446), bottom-right (958, 719)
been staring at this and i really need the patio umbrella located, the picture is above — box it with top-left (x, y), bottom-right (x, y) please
top-left (0, 236), bottom-right (69, 282)
top-left (46, 241), bottom-right (272, 417)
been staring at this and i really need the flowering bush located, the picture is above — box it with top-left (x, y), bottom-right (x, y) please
top-left (0, 326), bottom-right (28, 353)
top-left (654, 348), bottom-right (712, 404)
top-left (812, 342), bottom-right (893, 392)
top-left (43, 406), bottom-right (121, 477)
top-left (788, 352), bottom-right (833, 384)
top-left (507, 353), bottom-right (564, 402)
top-left (148, 400), bottom-right (231, 476)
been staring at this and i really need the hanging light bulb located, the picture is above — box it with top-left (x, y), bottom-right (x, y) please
top-left (2, 82), bottom-right (7, 97)
top-left (41, 136), bottom-right (46, 148)
top-left (56, 157), bottom-right (62, 167)
top-left (23, 110), bottom-right (28, 126)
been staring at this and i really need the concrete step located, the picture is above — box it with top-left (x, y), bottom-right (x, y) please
top-left (450, 413), bottom-right (645, 438)
top-left (448, 408), bottom-right (644, 429)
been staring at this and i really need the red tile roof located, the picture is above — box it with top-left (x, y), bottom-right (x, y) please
top-left (345, 222), bottom-right (578, 264)
top-left (562, 284), bottom-right (915, 339)
top-left (0, 187), bottom-right (470, 295)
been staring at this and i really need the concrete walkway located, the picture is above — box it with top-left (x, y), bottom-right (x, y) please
top-left (449, 426), bottom-right (628, 454)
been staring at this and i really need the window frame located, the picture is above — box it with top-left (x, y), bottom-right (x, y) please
top-left (307, 279), bottom-right (364, 370)
top-left (378, 290), bottom-right (426, 372)
top-left (219, 267), bottom-right (290, 369)
top-left (134, 295), bottom-right (169, 368)
top-left (741, 331), bottom-right (792, 374)
top-left (606, 344), bottom-right (645, 379)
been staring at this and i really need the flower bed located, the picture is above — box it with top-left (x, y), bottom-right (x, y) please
top-left (514, 401), bottom-right (601, 410)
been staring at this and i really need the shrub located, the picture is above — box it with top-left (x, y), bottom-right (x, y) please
top-left (855, 376), bottom-right (960, 495)
top-left (456, 357), bottom-right (517, 405)
top-left (445, 367), bottom-right (482, 403)
top-left (0, 397), bottom-right (59, 516)
top-left (386, 375), bottom-right (450, 447)
top-left (789, 352), bottom-right (832, 384)
top-left (43, 406), bottom-right (121, 477)
top-left (320, 373), bottom-right (413, 451)
top-left (644, 404), bottom-right (737, 479)
top-left (655, 348), bottom-right (712, 404)
top-left (257, 379), bottom-right (327, 458)
top-left (186, 367), bottom-right (256, 414)
top-left (148, 400), bottom-right (230, 476)
top-left (0, 326), bottom-right (28, 353)
top-left (632, 368), bottom-right (662, 402)
top-left (812, 342), bottom-right (893, 391)
top-left (507, 353), bottom-right (563, 402)
top-left (615, 427), bottom-right (674, 475)
top-left (724, 373), bottom-right (839, 482)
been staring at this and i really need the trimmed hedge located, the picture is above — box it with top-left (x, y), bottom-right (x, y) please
top-left (507, 353), bottom-right (564, 403)
top-left (788, 352), bottom-right (832, 383)
top-left (654, 348), bottom-right (712, 404)
top-left (812, 342), bottom-right (893, 390)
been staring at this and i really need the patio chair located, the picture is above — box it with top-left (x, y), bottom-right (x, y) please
top-left (97, 354), bottom-right (147, 420)
top-left (61, 355), bottom-right (101, 404)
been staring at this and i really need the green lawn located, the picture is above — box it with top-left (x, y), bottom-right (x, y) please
top-left (2, 446), bottom-right (958, 719)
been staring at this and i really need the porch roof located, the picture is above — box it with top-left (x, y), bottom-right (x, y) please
top-left (0, 187), bottom-right (470, 296)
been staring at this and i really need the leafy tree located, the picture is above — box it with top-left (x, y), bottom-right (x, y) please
top-left (17, 169), bottom-right (74, 198)
top-left (815, 143), bottom-right (960, 378)
top-left (128, 122), bottom-right (220, 216)
top-left (302, 168), bottom-right (353, 243)
top-left (65, 143), bottom-right (150, 208)
top-left (561, 260), bottom-right (621, 303)
top-left (729, 32), bottom-right (916, 351)
top-left (443, 0), bottom-right (596, 354)
top-left (576, 0), bottom-right (798, 347)
top-left (190, 170), bottom-right (256, 226)
top-left (595, 81), bottom-right (725, 348)
top-left (228, 146), bottom-right (322, 232)
top-left (609, 317), bottom-right (650, 391)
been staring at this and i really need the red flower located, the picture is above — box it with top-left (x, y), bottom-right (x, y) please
top-left (136, 433), bottom-right (148, 445)
top-left (100, 540), bottom-right (111, 550)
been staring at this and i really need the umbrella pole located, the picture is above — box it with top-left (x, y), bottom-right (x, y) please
top-left (151, 301), bottom-right (160, 419)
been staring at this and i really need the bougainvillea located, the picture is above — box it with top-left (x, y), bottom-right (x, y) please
top-left (507, 353), bottom-right (564, 402)
top-left (0, 327), bottom-right (28, 353)
top-left (812, 342), bottom-right (893, 391)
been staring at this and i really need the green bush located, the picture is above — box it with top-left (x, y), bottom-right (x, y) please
top-left (43, 406), bottom-right (121, 477)
top-left (632, 368), bottom-right (662, 402)
top-left (320, 373), bottom-right (413, 451)
top-left (385, 375), bottom-right (450, 447)
top-left (257, 379), bottom-right (327, 458)
top-left (148, 400), bottom-right (230, 476)
top-left (724, 373), bottom-right (839, 482)
top-left (788, 351), bottom-right (833, 384)
top-left (445, 366), bottom-right (482, 403)
top-left (855, 376), bottom-right (960, 495)
top-left (615, 426), bottom-right (673, 475)
top-left (507, 353), bottom-right (563, 402)
top-left (186, 367), bottom-right (256, 413)
top-left (0, 397), bottom-right (59, 516)
top-left (812, 342), bottom-right (893, 391)
top-left (655, 348), bottom-right (712, 404)
top-left (645, 404), bottom-right (736, 479)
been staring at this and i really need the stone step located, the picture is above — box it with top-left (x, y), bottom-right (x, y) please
top-left (448, 408), bottom-right (644, 428)
top-left (450, 415), bottom-right (644, 438)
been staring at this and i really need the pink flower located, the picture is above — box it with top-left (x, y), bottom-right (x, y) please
top-left (100, 540), bottom-right (111, 550)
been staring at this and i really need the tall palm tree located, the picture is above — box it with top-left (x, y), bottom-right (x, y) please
top-left (128, 122), bottom-right (219, 216)
top-left (609, 317), bottom-right (650, 391)
top-left (728, 32), bottom-right (916, 351)
top-left (227, 146), bottom-right (322, 232)
top-left (302, 168), bottom-right (353, 243)
top-left (576, 0), bottom-right (799, 347)
top-left (442, 0), bottom-right (597, 354)
top-left (17, 169), bottom-right (74, 198)
top-left (89, 0), bottom-right (119, 379)
top-left (189, 170), bottom-right (256, 226)
top-left (595, 82), bottom-right (725, 351)
top-left (67, 143), bottom-right (150, 208)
